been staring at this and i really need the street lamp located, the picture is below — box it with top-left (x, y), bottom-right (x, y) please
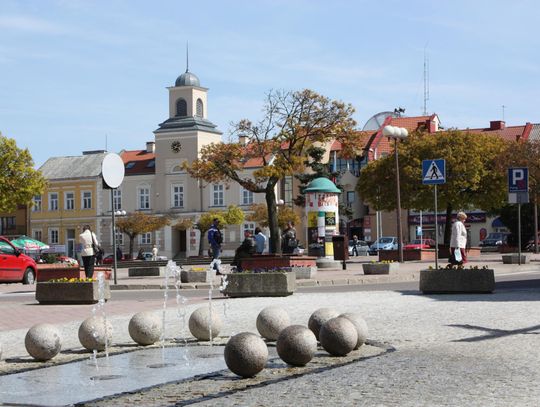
top-left (111, 207), bottom-right (126, 285)
top-left (382, 125), bottom-right (408, 263)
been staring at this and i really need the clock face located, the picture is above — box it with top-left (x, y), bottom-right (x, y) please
top-left (171, 140), bottom-right (182, 153)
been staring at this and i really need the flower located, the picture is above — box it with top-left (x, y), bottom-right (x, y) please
top-left (48, 277), bottom-right (96, 283)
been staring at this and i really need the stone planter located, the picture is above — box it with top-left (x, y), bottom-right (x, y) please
top-left (362, 263), bottom-right (399, 275)
top-left (240, 255), bottom-right (316, 271)
top-left (502, 254), bottom-right (529, 264)
top-left (35, 281), bottom-right (111, 304)
top-left (223, 272), bottom-right (296, 298)
top-left (181, 269), bottom-right (209, 283)
top-left (128, 266), bottom-right (163, 277)
top-left (419, 269), bottom-right (495, 294)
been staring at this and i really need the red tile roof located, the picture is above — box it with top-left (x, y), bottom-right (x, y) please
top-left (121, 149), bottom-right (156, 175)
top-left (464, 125), bottom-right (528, 142)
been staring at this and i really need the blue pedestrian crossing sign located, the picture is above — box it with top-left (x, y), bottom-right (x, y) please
top-left (422, 159), bottom-right (446, 185)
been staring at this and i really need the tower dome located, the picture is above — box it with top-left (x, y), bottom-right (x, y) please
top-left (175, 70), bottom-right (200, 87)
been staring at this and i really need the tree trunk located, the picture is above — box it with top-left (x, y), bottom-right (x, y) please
top-left (129, 235), bottom-right (135, 260)
top-left (266, 181), bottom-right (281, 254)
top-left (444, 203), bottom-right (453, 247)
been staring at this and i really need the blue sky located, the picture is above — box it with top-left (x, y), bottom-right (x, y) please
top-left (1, 0), bottom-right (539, 167)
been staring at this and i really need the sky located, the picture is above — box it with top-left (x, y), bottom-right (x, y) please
top-left (1, 0), bottom-right (539, 168)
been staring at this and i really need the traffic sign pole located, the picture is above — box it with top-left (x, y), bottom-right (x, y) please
top-left (434, 185), bottom-right (439, 269)
top-left (518, 203), bottom-right (522, 265)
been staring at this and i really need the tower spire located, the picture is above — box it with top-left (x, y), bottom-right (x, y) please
top-left (186, 41), bottom-right (189, 73)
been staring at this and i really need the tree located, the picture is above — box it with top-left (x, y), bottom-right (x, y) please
top-left (115, 212), bottom-right (170, 258)
top-left (174, 205), bottom-right (244, 256)
top-left (184, 89), bottom-right (361, 253)
top-left (357, 130), bottom-right (507, 245)
top-left (0, 132), bottom-right (47, 212)
top-left (246, 203), bottom-right (300, 230)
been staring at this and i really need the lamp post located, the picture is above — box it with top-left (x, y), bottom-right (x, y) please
top-left (382, 125), bottom-right (408, 263)
top-left (111, 205), bottom-right (126, 285)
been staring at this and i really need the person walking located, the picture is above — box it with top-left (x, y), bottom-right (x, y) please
top-left (79, 225), bottom-right (99, 278)
top-left (152, 245), bottom-right (158, 261)
top-left (351, 235), bottom-right (360, 257)
top-left (254, 227), bottom-right (267, 254)
top-left (450, 211), bottom-right (468, 265)
top-left (281, 221), bottom-right (297, 254)
top-left (208, 218), bottom-right (223, 273)
top-left (116, 246), bottom-right (123, 261)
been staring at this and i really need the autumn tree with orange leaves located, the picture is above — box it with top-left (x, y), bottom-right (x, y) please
top-left (184, 89), bottom-right (361, 253)
top-left (116, 212), bottom-right (170, 259)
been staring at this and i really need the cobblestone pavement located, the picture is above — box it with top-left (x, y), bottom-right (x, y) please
top-left (2, 277), bottom-right (540, 405)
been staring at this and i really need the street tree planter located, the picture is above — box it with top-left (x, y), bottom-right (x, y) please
top-left (36, 281), bottom-right (111, 304)
top-left (222, 272), bottom-right (296, 298)
top-left (419, 268), bottom-right (495, 294)
top-left (502, 254), bottom-right (529, 264)
top-left (362, 262), bottom-right (399, 275)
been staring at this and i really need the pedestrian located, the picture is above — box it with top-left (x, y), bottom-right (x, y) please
top-left (116, 246), bottom-right (123, 261)
top-left (281, 221), bottom-right (297, 254)
top-left (137, 248), bottom-right (145, 260)
top-left (152, 245), bottom-right (158, 261)
top-left (450, 211), bottom-right (468, 265)
top-left (254, 227), bottom-right (267, 254)
top-left (232, 230), bottom-right (256, 272)
top-left (351, 235), bottom-right (360, 257)
top-left (79, 225), bottom-right (99, 278)
top-left (208, 218), bottom-right (223, 274)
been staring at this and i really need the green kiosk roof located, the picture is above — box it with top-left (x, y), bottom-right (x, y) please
top-left (304, 177), bottom-right (341, 193)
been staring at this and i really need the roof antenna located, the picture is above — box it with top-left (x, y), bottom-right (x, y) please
top-left (502, 105), bottom-right (506, 121)
top-left (423, 44), bottom-right (430, 116)
top-left (186, 41), bottom-right (189, 73)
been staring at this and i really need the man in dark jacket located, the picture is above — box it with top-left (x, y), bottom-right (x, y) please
top-left (208, 218), bottom-right (223, 273)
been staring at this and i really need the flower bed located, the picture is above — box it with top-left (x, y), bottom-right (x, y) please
top-left (35, 278), bottom-right (111, 304)
top-left (36, 264), bottom-right (80, 282)
top-left (419, 266), bottom-right (495, 294)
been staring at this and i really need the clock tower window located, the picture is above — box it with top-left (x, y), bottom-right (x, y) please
top-left (176, 98), bottom-right (187, 117)
top-left (196, 98), bottom-right (204, 117)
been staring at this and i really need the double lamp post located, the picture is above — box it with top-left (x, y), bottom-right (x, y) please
top-left (382, 125), bottom-right (408, 263)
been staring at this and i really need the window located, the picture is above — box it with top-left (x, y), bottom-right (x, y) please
top-left (171, 184), bottom-right (184, 208)
top-left (196, 98), bottom-right (204, 117)
top-left (176, 98), bottom-right (187, 117)
top-left (212, 184), bottom-right (224, 206)
top-left (49, 193), bottom-right (58, 211)
top-left (113, 189), bottom-right (122, 211)
top-left (146, 160), bottom-right (155, 168)
top-left (243, 222), bottom-right (256, 236)
top-left (82, 191), bottom-right (92, 209)
top-left (32, 195), bottom-right (42, 212)
top-left (138, 186), bottom-right (150, 209)
top-left (126, 162), bottom-right (135, 169)
top-left (33, 229), bottom-right (42, 241)
top-left (140, 232), bottom-right (151, 245)
top-left (283, 176), bottom-right (293, 206)
top-left (49, 228), bottom-right (59, 244)
top-left (171, 165), bottom-right (182, 173)
top-left (347, 191), bottom-right (356, 206)
top-left (0, 217), bottom-right (15, 234)
top-left (65, 192), bottom-right (75, 210)
top-left (114, 229), bottom-right (123, 246)
top-left (241, 187), bottom-right (253, 205)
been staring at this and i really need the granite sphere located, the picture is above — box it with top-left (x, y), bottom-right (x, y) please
top-left (78, 316), bottom-right (113, 351)
top-left (189, 306), bottom-right (222, 341)
top-left (308, 308), bottom-right (340, 340)
top-left (256, 306), bottom-right (290, 341)
top-left (276, 325), bottom-right (317, 366)
top-left (129, 311), bottom-right (162, 346)
top-left (25, 323), bottom-right (62, 361)
top-left (319, 317), bottom-right (357, 356)
top-left (339, 312), bottom-right (368, 349)
top-left (224, 332), bottom-right (268, 378)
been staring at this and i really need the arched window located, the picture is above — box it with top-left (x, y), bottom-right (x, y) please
top-left (196, 98), bottom-right (204, 117)
top-left (176, 98), bottom-right (187, 117)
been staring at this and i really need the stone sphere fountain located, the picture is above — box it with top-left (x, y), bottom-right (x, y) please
top-left (276, 325), bottom-right (317, 366)
top-left (319, 317), bottom-right (357, 356)
top-left (188, 306), bottom-right (222, 341)
top-left (25, 323), bottom-right (62, 361)
top-left (129, 311), bottom-right (162, 346)
top-left (256, 306), bottom-right (290, 341)
top-left (308, 308), bottom-right (339, 340)
top-left (339, 312), bottom-right (368, 349)
top-left (78, 316), bottom-right (113, 351)
top-left (224, 332), bottom-right (268, 378)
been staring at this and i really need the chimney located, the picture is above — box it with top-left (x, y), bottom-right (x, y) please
top-left (146, 141), bottom-right (155, 153)
top-left (490, 121), bottom-right (506, 130)
top-left (238, 135), bottom-right (250, 145)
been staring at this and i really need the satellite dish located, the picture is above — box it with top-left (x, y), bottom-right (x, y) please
top-left (362, 111), bottom-right (400, 131)
top-left (101, 153), bottom-right (125, 189)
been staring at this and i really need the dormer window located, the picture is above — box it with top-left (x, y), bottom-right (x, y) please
top-left (146, 160), bottom-right (155, 168)
top-left (196, 98), bottom-right (203, 117)
top-left (176, 98), bottom-right (187, 117)
top-left (126, 162), bottom-right (136, 169)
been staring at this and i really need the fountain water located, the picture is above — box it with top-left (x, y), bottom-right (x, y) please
top-left (206, 259), bottom-right (220, 346)
top-left (89, 271), bottom-right (108, 369)
top-left (174, 264), bottom-right (190, 364)
top-left (219, 275), bottom-right (230, 335)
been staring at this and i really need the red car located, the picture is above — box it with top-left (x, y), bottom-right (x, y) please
top-left (0, 236), bottom-right (38, 284)
top-left (404, 239), bottom-right (436, 250)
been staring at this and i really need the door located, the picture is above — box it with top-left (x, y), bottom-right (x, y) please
top-left (0, 240), bottom-right (21, 282)
top-left (179, 230), bottom-right (186, 252)
top-left (66, 229), bottom-right (75, 258)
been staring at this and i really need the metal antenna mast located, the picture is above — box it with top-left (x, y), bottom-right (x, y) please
top-left (423, 47), bottom-right (430, 116)
top-left (502, 105), bottom-right (506, 121)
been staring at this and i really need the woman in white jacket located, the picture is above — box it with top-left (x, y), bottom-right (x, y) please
top-left (450, 212), bottom-right (468, 265)
top-left (79, 225), bottom-right (99, 278)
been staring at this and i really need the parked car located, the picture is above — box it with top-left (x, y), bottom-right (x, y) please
top-left (404, 239), bottom-right (436, 250)
top-left (0, 236), bottom-right (38, 284)
top-left (369, 237), bottom-right (398, 255)
top-left (479, 232), bottom-right (510, 247)
top-left (141, 252), bottom-right (168, 261)
top-left (348, 239), bottom-right (369, 256)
